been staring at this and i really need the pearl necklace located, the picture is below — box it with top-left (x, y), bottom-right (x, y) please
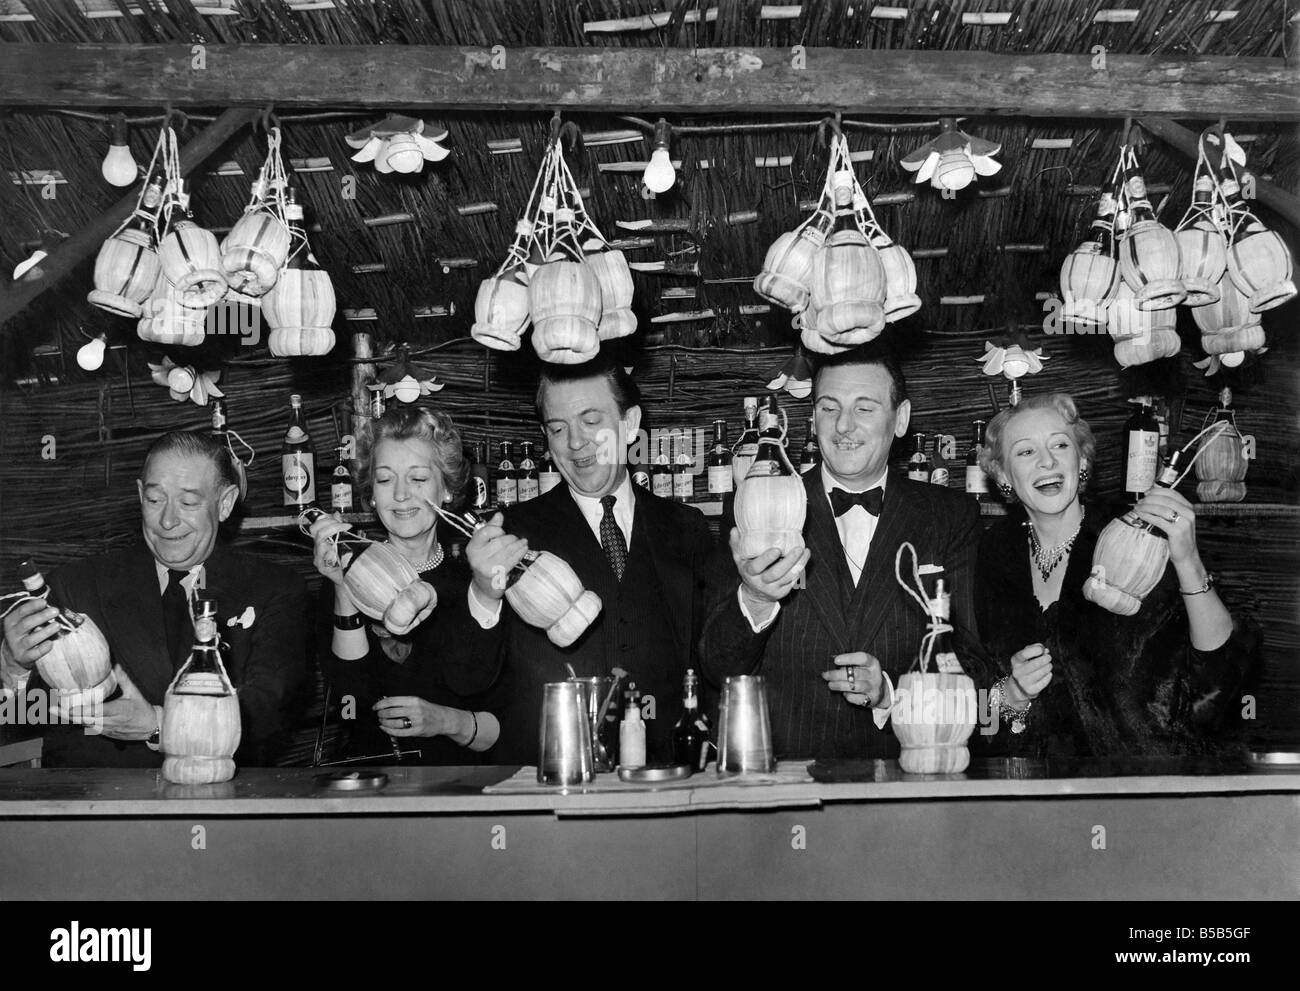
top-left (388, 542), bottom-right (444, 573)
top-left (1025, 512), bottom-right (1084, 583)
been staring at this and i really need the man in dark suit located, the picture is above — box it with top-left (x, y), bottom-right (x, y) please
top-left (700, 345), bottom-right (980, 760)
top-left (465, 357), bottom-right (718, 764)
top-left (1, 431), bottom-right (308, 767)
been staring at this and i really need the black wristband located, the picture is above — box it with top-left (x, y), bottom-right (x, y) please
top-left (333, 613), bottom-right (365, 630)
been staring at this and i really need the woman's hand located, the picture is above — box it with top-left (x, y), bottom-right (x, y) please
top-left (466, 512), bottom-right (530, 602)
top-left (310, 513), bottom-right (354, 588)
top-left (1006, 643), bottom-right (1053, 705)
top-left (1133, 487), bottom-right (1199, 568)
top-left (374, 696), bottom-right (457, 739)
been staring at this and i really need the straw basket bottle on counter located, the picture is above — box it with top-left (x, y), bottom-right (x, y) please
top-left (162, 597), bottom-right (241, 785)
top-left (892, 577), bottom-right (976, 774)
top-left (734, 395), bottom-right (808, 559)
top-left (1059, 193), bottom-right (1120, 328)
top-left (87, 178), bottom-right (165, 319)
top-left (263, 191), bottom-right (336, 357)
top-left (7, 561), bottom-right (118, 706)
top-left (1194, 388), bottom-right (1249, 503)
top-left (528, 207), bottom-right (602, 364)
top-left (298, 508), bottom-right (436, 635)
top-left (1117, 151), bottom-right (1185, 311)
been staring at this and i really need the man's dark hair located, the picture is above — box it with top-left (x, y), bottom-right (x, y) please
top-left (140, 430), bottom-right (241, 492)
top-left (535, 353), bottom-right (642, 420)
top-left (811, 342), bottom-right (908, 409)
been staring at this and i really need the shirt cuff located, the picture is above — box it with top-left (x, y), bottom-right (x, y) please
top-left (467, 584), bottom-right (503, 629)
top-left (736, 585), bottom-right (780, 633)
top-left (0, 640), bottom-right (31, 694)
top-left (873, 672), bottom-right (895, 730)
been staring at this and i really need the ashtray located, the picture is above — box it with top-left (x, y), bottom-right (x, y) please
top-left (617, 764), bottom-right (693, 783)
top-left (315, 770), bottom-right (389, 791)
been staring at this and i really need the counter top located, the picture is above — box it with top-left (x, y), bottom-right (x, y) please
top-left (1, 756), bottom-right (1297, 818)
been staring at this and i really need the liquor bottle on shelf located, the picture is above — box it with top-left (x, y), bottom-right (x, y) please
top-left (672, 668), bottom-right (712, 771)
top-left (630, 443), bottom-right (651, 490)
top-left (929, 435), bottom-right (950, 486)
top-left (906, 432), bottom-right (930, 482)
top-left (706, 420), bottom-right (733, 496)
top-left (537, 446), bottom-right (562, 495)
top-left (1123, 397), bottom-right (1161, 503)
top-left (799, 416), bottom-right (820, 475)
top-left (469, 441), bottom-right (491, 512)
top-left (517, 441), bottom-right (540, 502)
top-left (282, 393), bottom-right (316, 508)
top-left (619, 682), bottom-right (646, 770)
top-left (672, 432), bottom-right (694, 502)
top-left (330, 445), bottom-right (354, 512)
top-left (732, 397), bottom-right (761, 486)
top-left (965, 419), bottom-right (990, 501)
top-left (210, 398), bottom-right (228, 441)
top-left (495, 441), bottom-right (518, 507)
top-left (651, 434), bottom-right (673, 498)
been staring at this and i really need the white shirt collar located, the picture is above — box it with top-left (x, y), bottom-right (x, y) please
top-left (820, 463), bottom-right (889, 499)
top-left (569, 472), bottom-right (636, 545)
top-left (154, 560), bottom-right (204, 597)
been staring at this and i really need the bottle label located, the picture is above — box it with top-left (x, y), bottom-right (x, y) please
top-left (965, 465), bottom-right (989, 494)
top-left (907, 462), bottom-right (928, 482)
top-left (1127, 175), bottom-right (1148, 201)
top-left (673, 472), bottom-right (694, 500)
top-left (707, 465), bottom-right (733, 494)
top-left (518, 478), bottom-right (539, 502)
top-left (496, 478), bottom-right (518, 505)
top-left (471, 475), bottom-right (490, 509)
top-left (733, 444), bottom-right (758, 484)
top-left (1125, 430), bottom-right (1160, 493)
top-left (652, 474), bottom-right (673, 498)
top-left (539, 471), bottom-right (562, 494)
top-left (331, 483), bottom-right (353, 511)
top-left (933, 650), bottom-right (964, 675)
top-left (929, 468), bottom-right (949, 486)
top-left (173, 671), bottom-right (226, 696)
top-left (282, 452), bottom-right (315, 505)
top-left (286, 426), bottom-right (307, 444)
top-left (799, 461), bottom-right (817, 475)
top-left (758, 411), bottom-right (779, 432)
top-left (631, 469), bottom-right (650, 490)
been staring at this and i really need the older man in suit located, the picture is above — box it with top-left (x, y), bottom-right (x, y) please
top-left (465, 357), bottom-right (720, 764)
top-left (700, 345), bottom-right (980, 760)
top-left (1, 431), bottom-right (308, 767)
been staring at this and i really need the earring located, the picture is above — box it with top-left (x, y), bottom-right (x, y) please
top-left (1078, 463), bottom-right (1090, 488)
top-left (998, 481), bottom-right (1015, 502)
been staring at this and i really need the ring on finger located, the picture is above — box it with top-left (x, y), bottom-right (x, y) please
top-left (1169, 511), bottom-right (1180, 525)
top-left (401, 716), bottom-right (412, 730)
top-left (847, 666), bottom-right (856, 689)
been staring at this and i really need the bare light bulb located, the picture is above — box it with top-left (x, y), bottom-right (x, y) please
top-left (77, 335), bottom-right (108, 371)
top-left (12, 248), bottom-right (48, 281)
top-left (391, 375), bottom-right (422, 403)
top-left (101, 114), bottom-right (138, 187)
top-left (934, 149), bottom-right (974, 191)
top-left (642, 118), bottom-right (676, 194)
top-left (1220, 351), bottom-right (1245, 368)
top-left (167, 366), bottom-right (196, 395)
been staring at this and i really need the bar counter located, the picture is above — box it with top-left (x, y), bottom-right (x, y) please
top-left (2, 757), bottom-right (1297, 900)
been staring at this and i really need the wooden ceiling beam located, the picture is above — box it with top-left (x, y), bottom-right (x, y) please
top-left (0, 108), bottom-right (258, 329)
top-left (0, 44), bottom-right (1295, 119)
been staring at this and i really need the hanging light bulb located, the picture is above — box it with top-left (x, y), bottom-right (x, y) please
top-left (390, 374), bottom-right (422, 403)
top-left (76, 334), bottom-right (108, 372)
top-left (900, 118), bottom-right (1001, 192)
top-left (101, 113), bottom-right (138, 187)
top-left (642, 118), bottom-right (676, 194)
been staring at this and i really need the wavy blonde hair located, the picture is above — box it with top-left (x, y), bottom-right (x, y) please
top-left (979, 393), bottom-right (1097, 500)
top-left (355, 405), bottom-right (469, 508)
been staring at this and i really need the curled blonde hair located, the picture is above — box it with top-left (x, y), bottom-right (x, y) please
top-left (355, 405), bottom-right (469, 508)
top-left (979, 393), bottom-right (1097, 500)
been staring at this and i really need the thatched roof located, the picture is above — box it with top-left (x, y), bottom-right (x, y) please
top-left (1, 0), bottom-right (1297, 381)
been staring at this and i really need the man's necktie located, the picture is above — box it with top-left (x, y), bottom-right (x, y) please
top-left (599, 494), bottom-right (628, 582)
top-left (830, 486), bottom-right (884, 518)
top-left (162, 569), bottom-right (192, 668)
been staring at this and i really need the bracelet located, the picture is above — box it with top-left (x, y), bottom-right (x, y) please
top-left (1180, 572), bottom-right (1216, 596)
top-left (333, 613), bottom-right (365, 630)
top-left (466, 711), bottom-right (479, 749)
top-left (991, 677), bottom-right (1032, 734)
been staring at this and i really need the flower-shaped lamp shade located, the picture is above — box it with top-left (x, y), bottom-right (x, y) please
top-left (900, 119), bottom-right (1001, 191)
top-left (347, 116), bottom-right (449, 174)
top-left (374, 350), bottom-right (444, 402)
top-left (148, 358), bottom-right (224, 405)
top-left (975, 341), bottom-right (1050, 380)
top-left (766, 348), bottom-right (814, 399)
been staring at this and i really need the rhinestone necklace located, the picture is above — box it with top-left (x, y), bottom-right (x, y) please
top-left (1025, 512), bottom-right (1084, 583)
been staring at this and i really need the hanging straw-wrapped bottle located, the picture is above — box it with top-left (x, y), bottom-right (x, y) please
top-left (1221, 168), bottom-right (1296, 313)
top-left (891, 548), bottom-right (976, 773)
top-left (162, 596), bottom-right (241, 785)
top-left (529, 201), bottom-right (602, 364)
top-left (1117, 145), bottom-right (1185, 311)
top-left (299, 508), bottom-right (436, 634)
top-left (88, 174), bottom-right (165, 318)
top-left (1060, 192), bottom-right (1120, 328)
top-left (220, 127), bottom-right (292, 297)
top-left (263, 187), bottom-right (337, 356)
top-left (471, 220), bottom-right (535, 351)
top-left (1174, 175), bottom-right (1228, 307)
top-left (734, 395), bottom-right (808, 559)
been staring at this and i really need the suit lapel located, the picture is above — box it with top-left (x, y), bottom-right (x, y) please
top-left (551, 486), bottom-right (610, 591)
top-left (636, 488), bottom-right (690, 662)
top-left (101, 543), bottom-right (175, 698)
top-left (849, 470), bottom-right (914, 650)
top-left (800, 469), bottom-right (853, 654)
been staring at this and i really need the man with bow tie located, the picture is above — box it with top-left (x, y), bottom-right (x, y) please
top-left (701, 346), bottom-right (980, 759)
top-left (1, 431), bottom-right (308, 767)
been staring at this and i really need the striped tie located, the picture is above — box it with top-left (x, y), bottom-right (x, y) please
top-left (599, 494), bottom-right (627, 582)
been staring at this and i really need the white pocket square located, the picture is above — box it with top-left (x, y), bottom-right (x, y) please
top-left (227, 606), bottom-right (256, 629)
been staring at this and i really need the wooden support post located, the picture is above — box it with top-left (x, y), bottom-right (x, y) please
top-left (1138, 117), bottom-right (1300, 233)
top-left (351, 331), bottom-right (374, 477)
top-left (0, 107), bottom-right (259, 330)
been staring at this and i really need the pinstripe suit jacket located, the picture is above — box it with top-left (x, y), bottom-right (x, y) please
top-left (699, 468), bottom-right (981, 759)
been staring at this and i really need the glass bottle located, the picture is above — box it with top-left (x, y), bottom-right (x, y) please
top-left (517, 441), bottom-right (540, 502)
top-left (537, 446), bottom-right (562, 495)
top-left (630, 443), bottom-right (651, 490)
top-left (651, 434), bottom-right (673, 498)
top-left (672, 432), bottom-right (694, 501)
top-left (907, 432), bottom-right (931, 482)
top-left (924, 580), bottom-right (964, 674)
top-left (1123, 397), bottom-right (1161, 502)
top-left (330, 445), bottom-right (354, 512)
top-left (619, 682), bottom-right (646, 770)
top-left (799, 416), bottom-right (820, 475)
top-left (282, 393), bottom-right (316, 508)
top-left (672, 668), bottom-right (712, 771)
top-left (929, 435), bottom-right (950, 486)
top-left (965, 420), bottom-right (989, 501)
top-left (171, 597), bottom-right (232, 697)
top-left (747, 395), bottom-right (793, 479)
top-left (495, 441), bottom-right (518, 507)
top-left (732, 397), bottom-right (761, 486)
top-left (706, 420), bottom-right (733, 495)
top-left (469, 441), bottom-right (491, 511)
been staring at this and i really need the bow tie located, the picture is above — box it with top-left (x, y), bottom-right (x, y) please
top-left (830, 486), bottom-right (884, 518)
